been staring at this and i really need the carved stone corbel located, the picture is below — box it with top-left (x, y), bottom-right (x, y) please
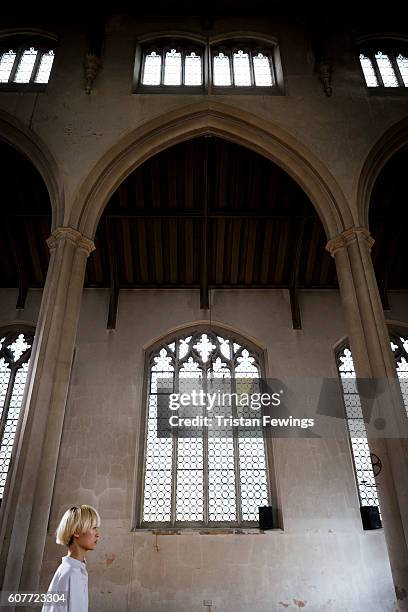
top-left (84, 52), bottom-right (101, 94)
top-left (316, 60), bottom-right (333, 97)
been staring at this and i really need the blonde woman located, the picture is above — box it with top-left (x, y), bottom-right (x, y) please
top-left (42, 505), bottom-right (100, 612)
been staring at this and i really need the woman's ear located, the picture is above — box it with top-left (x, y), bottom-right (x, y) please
top-left (72, 531), bottom-right (80, 539)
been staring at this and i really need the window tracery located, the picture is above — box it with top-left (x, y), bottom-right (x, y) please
top-left (337, 332), bottom-right (408, 521)
top-left (0, 331), bottom-right (33, 500)
top-left (140, 330), bottom-right (270, 527)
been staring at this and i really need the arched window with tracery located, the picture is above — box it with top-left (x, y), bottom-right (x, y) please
top-left (0, 330), bottom-right (33, 500)
top-left (140, 330), bottom-right (271, 527)
top-left (336, 330), bottom-right (408, 522)
top-left (390, 332), bottom-right (408, 415)
top-left (336, 346), bottom-right (380, 512)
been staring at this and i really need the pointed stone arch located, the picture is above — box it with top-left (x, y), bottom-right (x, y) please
top-left (0, 110), bottom-right (64, 229)
top-left (357, 116), bottom-right (408, 228)
top-left (70, 102), bottom-right (352, 240)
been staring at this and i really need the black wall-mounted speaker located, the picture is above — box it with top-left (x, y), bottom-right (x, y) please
top-left (360, 505), bottom-right (382, 530)
top-left (259, 506), bottom-right (274, 530)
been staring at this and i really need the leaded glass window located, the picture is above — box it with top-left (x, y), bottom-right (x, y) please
top-left (359, 49), bottom-right (408, 88)
top-left (391, 333), bottom-right (408, 415)
top-left (0, 45), bottom-right (55, 86)
top-left (140, 44), bottom-right (204, 89)
top-left (211, 46), bottom-right (274, 89)
top-left (141, 331), bottom-right (270, 527)
top-left (337, 347), bottom-right (380, 510)
top-left (136, 40), bottom-right (279, 92)
top-left (0, 331), bottom-right (33, 500)
top-left (337, 334), bottom-right (408, 520)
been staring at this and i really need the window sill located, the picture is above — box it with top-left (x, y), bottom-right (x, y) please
top-left (0, 84), bottom-right (47, 93)
top-left (366, 87), bottom-right (408, 96)
top-left (133, 527), bottom-right (282, 534)
top-left (133, 86), bottom-right (283, 96)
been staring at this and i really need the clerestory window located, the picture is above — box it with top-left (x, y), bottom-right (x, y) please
top-left (0, 331), bottom-right (33, 500)
top-left (139, 330), bottom-right (271, 527)
top-left (0, 45), bottom-right (55, 88)
top-left (138, 41), bottom-right (205, 92)
top-left (135, 37), bottom-right (281, 94)
top-left (211, 45), bottom-right (274, 89)
top-left (359, 48), bottom-right (408, 89)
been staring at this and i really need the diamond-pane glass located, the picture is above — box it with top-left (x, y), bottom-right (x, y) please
top-left (396, 54), bottom-right (408, 87)
top-left (375, 52), bottom-right (399, 87)
top-left (142, 332), bottom-right (269, 526)
top-left (253, 53), bottom-right (273, 86)
top-left (164, 49), bottom-right (182, 86)
top-left (13, 48), bottom-right (37, 83)
top-left (142, 51), bottom-right (162, 85)
top-left (34, 50), bottom-right (55, 83)
top-left (0, 362), bottom-right (29, 498)
top-left (359, 54), bottom-right (378, 87)
top-left (213, 53), bottom-right (231, 86)
top-left (338, 347), bottom-right (380, 509)
top-left (0, 332), bottom-right (33, 500)
top-left (0, 50), bottom-right (16, 83)
top-left (185, 52), bottom-right (202, 85)
top-left (233, 50), bottom-right (251, 86)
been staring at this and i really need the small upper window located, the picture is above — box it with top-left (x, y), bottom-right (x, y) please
top-left (135, 36), bottom-right (280, 94)
top-left (139, 42), bottom-right (204, 91)
top-left (0, 40), bottom-right (55, 88)
top-left (359, 46), bottom-right (408, 89)
top-left (211, 45), bottom-right (274, 89)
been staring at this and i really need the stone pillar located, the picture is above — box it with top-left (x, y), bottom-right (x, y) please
top-left (0, 227), bottom-right (95, 592)
top-left (327, 226), bottom-right (408, 609)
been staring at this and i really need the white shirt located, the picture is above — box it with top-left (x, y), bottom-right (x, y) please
top-left (42, 556), bottom-right (88, 612)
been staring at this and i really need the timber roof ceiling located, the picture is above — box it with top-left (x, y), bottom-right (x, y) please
top-left (0, 137), bottom-right (406, 323)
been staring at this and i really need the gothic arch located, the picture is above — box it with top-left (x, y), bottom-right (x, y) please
top-left (70, 102), bottom-right (352, 240)
top-left (0, 109), bottom-right (64, 229)
top-left (357, 116), bottom-right (408, 228)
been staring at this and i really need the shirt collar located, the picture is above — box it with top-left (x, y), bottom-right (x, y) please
top-left (62, 556), bottom-right (87, 571)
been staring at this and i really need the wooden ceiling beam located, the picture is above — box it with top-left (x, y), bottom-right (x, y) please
top-left (104, 212), bottom-right (316, 219)
top-left (105, 218), bottom-right (119, 330)
top-left (5, 218), bottom-right (29, 309)
top-left (289, 221), bottom-right (305, 330)
top-left (200, 139), bottom-right (210, 310)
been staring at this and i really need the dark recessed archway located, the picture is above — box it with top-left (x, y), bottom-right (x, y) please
top-left (86, 136), bottom-right (336, 328)
top-left (369, 144), bottom-right (408, 308)
top-left (0, 142), bottom-right (51, 308)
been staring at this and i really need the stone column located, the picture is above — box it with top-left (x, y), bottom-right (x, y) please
top-left (0, 227), bottom-right (95, 592)
top-left (327, 226), bottom-right (408, 609)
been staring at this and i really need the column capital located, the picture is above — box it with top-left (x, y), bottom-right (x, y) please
top-left (326, 226), bottom-right (374, 256)
top-left (46, 227), bottom-right (95, 256)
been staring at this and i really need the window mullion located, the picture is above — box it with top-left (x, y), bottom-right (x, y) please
top-left (249, 49), bottom-right (255, 86)
top-left (161, 48), bottom-right (166, 86)
top-left (231, 356), bottom-right (243, 526)
top-left (203, 365), bottom-right (209, 526)
top-left (390, 52), bottom-right (404, 87)
top-left (171, 345), bottom-right (179, 526)
top-left (8, 49), bottom-right (21, 83)
top-left (30, 48), bottom-right (43, 83)
top-left (181, 50), bottom-right (185, 86)
top-left (371, 52), bottom-right (384, 87)
top-left (0, 367), bottom-right (17, 451)
top-left (229, 50), bottom-right (234, 86)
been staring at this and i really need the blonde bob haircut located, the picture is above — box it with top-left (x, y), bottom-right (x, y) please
top-left (56, 505), bottom-right (101, 546)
